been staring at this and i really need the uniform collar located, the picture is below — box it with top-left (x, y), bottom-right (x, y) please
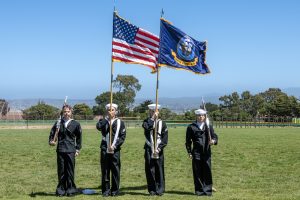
top-left (105, 117), bottom-right (119, 124)
top-left (193, 121), bottom-right (205, 130)
top-left (63, 118), bottom-right (73, 127)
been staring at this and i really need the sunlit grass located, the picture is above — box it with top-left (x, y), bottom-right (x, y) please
top-left (0, 127), bottom-right (299, 199)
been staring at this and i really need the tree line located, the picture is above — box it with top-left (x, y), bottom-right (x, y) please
top-left (0, 99), bottom-right (10, 116)
top-left (211, 88), bottom-right (300, 121)
top-left (2, 75), bottom-right (300, 121)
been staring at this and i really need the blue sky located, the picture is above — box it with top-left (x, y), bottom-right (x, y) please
top-left (1, 0), bottom-right (300, 100)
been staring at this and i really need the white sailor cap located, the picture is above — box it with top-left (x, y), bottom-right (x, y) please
top-left (194, 108), bottom-right (207, 115)
top-left (105, 103), bottom-right (118, 110)
top-left (148, 104), bottom-right (161, 110)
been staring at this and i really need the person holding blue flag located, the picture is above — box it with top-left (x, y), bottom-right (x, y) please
top-left (142, 104), bottom-right (168, 196)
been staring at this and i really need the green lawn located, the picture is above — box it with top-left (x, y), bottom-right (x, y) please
top-left (0, 127), bottom-right (299, 199)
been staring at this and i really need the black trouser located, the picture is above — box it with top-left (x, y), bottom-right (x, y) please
top-left (144, 149), bottom-right (165, 194)
top-left (100, 150), bottom-right (121, 195)
top-left (192, 155), bottom-right (212, 195)
top-left (56, 152), bottom-right (77, 195)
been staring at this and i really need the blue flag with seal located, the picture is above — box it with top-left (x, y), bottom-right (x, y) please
top-left (158, 19), bottom-right (210, 75)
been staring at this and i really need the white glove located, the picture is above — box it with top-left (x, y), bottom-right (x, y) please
top-left (210, 139), bottom-right (216, 145)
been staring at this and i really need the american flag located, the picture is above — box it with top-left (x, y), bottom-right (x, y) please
top-left (112, 13), bottom-right (160, 71)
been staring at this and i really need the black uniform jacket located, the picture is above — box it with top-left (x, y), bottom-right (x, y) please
top-left (96, 118), bottom-right (126, 151)
top-left (142, 117), bottom-right (168, 152)
top-left (49, 119), bottom-right (82, 153)
top-left (185, 122), bottom-right (218, 158)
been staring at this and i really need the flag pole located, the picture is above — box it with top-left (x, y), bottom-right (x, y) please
top-left (109, 61), bottom-right (114, 153)
top-left (108, 9), bottom-right (116, 154)
top-left (152, 9), bottom-right (164, 159)
top-left (152, 65), bottom-right (160, 159)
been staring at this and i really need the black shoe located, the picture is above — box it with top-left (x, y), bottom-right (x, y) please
top-left (149, 191), bottom-right (156, 196)
top-left (56, 191), bottom-right (66, 197)
top-left (111, 191), bottom-right (120, 196)
top-left (156, 192), bottom-right (163, 196)
top-left (195, 191), bottom-right (212, 196)
top-left (102, 192), bottom-right (110, 197)
top-left (66, 193), bottom-right (75, 197)
top-left (195, 191), bottom-right (205, 196)
top-left (56, 188), bottom-right (66, 197)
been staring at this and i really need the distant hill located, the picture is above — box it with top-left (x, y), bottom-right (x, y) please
top-left (7, 99), bottom-right (95, 111)
top-left (135, 96), bottom-right (220, 113)
top-left (7, 95), bottom-right (220, 114)
top-left (7, 87), bottom-right (299, 113)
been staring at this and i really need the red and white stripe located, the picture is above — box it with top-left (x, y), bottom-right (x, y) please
top-left (112, 28), bottom-right (160, 70)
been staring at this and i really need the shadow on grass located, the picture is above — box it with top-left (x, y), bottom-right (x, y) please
top-left (29, 185), bottom-right (150, 197)
top-left (29, 192), bottom-right (56, 197)
top-left (29, 188), bottom-right (100, 197)
top-left (165, 190), bottom-right (195, 196)
top-left (120, 185), bottom-right (149, 196)
top-left (120, 185), bottom-right (195, 196)
top-left (121, 185), bottom-right (147, 190)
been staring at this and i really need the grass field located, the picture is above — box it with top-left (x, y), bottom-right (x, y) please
top-left (0, 127), bottom-right (299, 199)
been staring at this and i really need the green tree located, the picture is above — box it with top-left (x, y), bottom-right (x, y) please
top-left (289, 96), bottom-right (300, 117)
top-left (159, 108), bottom-right (173, 120)
top-left (240, 91), bottom-right (252, 114)
top-left (114, 92), bottom-right (130, 116)
top-left (73, 103), bottom-right (93, 120)
top-left (113, 75), bottom-right (141, 93)
top-left (210, 109), bottom-right (223, 121)
top-left (216, 88), bottom-right (300, 119)
top-left (114, 75), bottom-right (141, 112)
top-left (0, 99), bottom-right (10, 116)
top-left (231, 92), bottom-right (241, 115)
top-left (23, 101), bottom-right (59, 120)
top-left (239, 91), bottom-right (263, 118)
top-left (260, 88), bottom-right (284, 103)
top-left (92, 92), bottom-right (131, 116)
top-left (93, 75), bottom-right (141, 116)
top-left (270, 94), bottom-right (293, 116)
top-left (134, 100), bottom-right (153, 113)
top-left (184, 110), bottom-right (196, 120)
top-left (204, 102), bottom-right (219, 113)
top-left (259, 88), bottom-right (291, 116)
top-left (93, 91), bottom-right (111, 115)
top-left (219, 92), bottom-right (241, 120)
top-left (133, 100), bottom-right (153, 119)
top-left (252, 94), bottom-right (265, 117)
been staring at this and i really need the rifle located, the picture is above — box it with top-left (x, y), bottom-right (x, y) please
top-left (201, 97), bottom-right (212, 143)
top-left (49, 96), bottom-right (68, 146)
